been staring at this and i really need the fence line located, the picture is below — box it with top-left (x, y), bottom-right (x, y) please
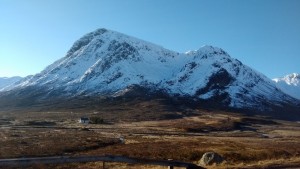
top-left (0, 155), bottom-right (205, 169)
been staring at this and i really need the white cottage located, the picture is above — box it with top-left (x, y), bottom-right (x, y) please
top-left (79, 117), bottom-right (90, 124)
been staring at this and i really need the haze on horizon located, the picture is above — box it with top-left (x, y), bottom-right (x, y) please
top-left (0, 0), bottom-right (300, 78)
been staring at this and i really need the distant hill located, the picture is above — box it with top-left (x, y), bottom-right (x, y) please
top-left (273, 73), bottom-right (300, 100)
top-left (0, 76), bottom-right (22, 90)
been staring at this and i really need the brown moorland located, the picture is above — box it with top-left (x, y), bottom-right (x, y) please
top-left (0, 99), bottom-right (300, 169)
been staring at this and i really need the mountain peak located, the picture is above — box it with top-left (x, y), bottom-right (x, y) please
top-left (287, 73), bottom-right (300, 79)
top-left (192, 45), bottom-right (229, 59)
top-left (66, 28), bottom-right (109, 57)
top-left (273, 73), bottom-right (300, 100)
top-left (273, 73), bottom-right (300, 86)
top-left (198, 45), bottom-right (224, 52)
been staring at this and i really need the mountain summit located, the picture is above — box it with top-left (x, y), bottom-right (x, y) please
top-left (0, 28), bottom-right (299, 119)
top-left (273, 73), bottom-right (300, 100)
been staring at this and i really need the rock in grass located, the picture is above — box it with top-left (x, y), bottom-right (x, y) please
top-left (199, 152), bottom-right (223, 166)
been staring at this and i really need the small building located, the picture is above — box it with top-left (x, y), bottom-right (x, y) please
top-left (119, 136), bottom-right (125, 144)
top-left (79, 117), bottom-right (90, 124)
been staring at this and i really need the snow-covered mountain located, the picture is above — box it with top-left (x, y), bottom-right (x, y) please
top-left (0, 28), bottom-right (299, 118)
top-left (273, 73), bottom-right (300, 100)
top-left (0, 76), bottom-right (22, 90)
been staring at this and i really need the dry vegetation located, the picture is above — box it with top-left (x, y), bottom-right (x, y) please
top-left (1, 102), bottom-right (300, 169)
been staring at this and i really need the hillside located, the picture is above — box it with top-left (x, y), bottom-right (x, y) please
top-left (0, 28), bottom-right (299, 120)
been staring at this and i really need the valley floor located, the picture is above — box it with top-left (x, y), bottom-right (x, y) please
top-left (0, 109), bottom-right (300, 169)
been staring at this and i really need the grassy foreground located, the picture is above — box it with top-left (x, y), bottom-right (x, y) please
top-left (1, 107), bottom-right (300, 169)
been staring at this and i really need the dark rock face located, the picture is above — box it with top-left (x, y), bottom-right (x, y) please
top-left (196, 68), bottom-right (234, 96)
top-left (108, 40), bottom-right (139, 62)
top-left (198, 152), bottom-right (224, 166)
top-left (208, 68), bottom-right (234, 89)
top-left (98, 40), bottom-right (139, 73)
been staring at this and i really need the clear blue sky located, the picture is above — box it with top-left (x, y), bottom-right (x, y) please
top-left (1, 0), bottom-right (300, 78)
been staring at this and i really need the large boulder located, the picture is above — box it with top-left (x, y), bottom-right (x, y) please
top-left (198, 152), bottom-right (223, 166)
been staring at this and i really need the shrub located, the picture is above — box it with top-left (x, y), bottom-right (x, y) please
top-left (90, 117), bottom-right (104, 124)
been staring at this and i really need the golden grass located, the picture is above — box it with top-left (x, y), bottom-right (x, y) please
top-left (1, 110), bottom-right (300, 169)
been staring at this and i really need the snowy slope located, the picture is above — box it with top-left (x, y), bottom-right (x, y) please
top-left (7, 29), bottom-right (182, 94)
top-left (0, 76), bottom-right (22, 90)
top-left (273, 73), bottom-right (300, 100)
top-left (1, 28), bottom-right (298, 111)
